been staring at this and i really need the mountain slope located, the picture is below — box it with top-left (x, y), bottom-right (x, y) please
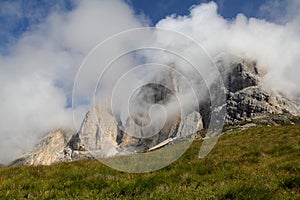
top-left (1, 121), bottom-right (300, 199)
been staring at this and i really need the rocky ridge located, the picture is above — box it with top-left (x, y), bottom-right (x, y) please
top-left (220, 58), bottom-right (299, 123)
top-left (13, 57), bottom-right (300, 166)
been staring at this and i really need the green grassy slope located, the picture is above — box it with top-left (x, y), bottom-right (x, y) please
top-left (0, 125), bottom-right (299, 199)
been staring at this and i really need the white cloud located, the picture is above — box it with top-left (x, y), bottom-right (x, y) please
top-left (259, 0), bottom-right (300, 24)
top-left (156, 1), bottom-right (300, 100)
top-left (0, 0), bottom-right (146, 164)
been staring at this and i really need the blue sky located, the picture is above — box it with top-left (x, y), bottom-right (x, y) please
top-left (0, 0), bottom-right (75, 50)
top-left (128, 0), bottom-right (269, 25)
top-left (0, 0), bottom-right (278, 51)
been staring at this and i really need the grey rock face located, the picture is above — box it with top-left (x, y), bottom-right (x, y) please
top-left (177, 111), bottom-right (203, 138)
top-left (226, 86), bottom-right (299, 124)
top-left (64, 106), bottom-right (125, 161)
top-left (220, 58), bottom-right (299, 124)
top-left (226, 61), bottom-right (260, 93)
top-left (16, 69), bottom-right (202, 166)
top-left (14, 57), bottom-right (299, 166)
top-left (112, 69), bottom-right (201, 152)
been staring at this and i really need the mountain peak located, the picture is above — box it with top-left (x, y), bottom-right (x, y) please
top-left (13, 56), bottom-right (300, 166)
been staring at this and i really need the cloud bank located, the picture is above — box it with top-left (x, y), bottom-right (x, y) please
top-left (156, 1), bottom-right (300, 100)
top-left (0, 0), bottom-right (145, 164)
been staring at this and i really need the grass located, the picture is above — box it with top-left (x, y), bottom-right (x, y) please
top-left (0, 124), bottom-right (299, 199)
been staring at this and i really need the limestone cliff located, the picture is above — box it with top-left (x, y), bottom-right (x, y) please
top-left (11, 129), bottom-right (74, 166)
top-left (222, 58), bottom-right (299, 123)
top-left (15, 69), bottom-right (202, 165)
top-left (13, 57), bottom-right (299, 166)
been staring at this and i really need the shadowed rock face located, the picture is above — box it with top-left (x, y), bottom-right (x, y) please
top-left (227, 62), bottom-right (259, 93)
top-left (120, 82), bottom-right (182, 151)
top-left (14, 57), bottom-right (299, 166)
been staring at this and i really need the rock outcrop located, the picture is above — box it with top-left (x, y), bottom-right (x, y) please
top-left (220, 58), bottom-right (299, 124)
top-left (15, 69), bottom-right (203, 165)
top-left (226, 86), bottom-right (299, 123)
top-left (13, 56), bottom-right (299, 166)
top-left (11, 129), bottom-right (75, 166)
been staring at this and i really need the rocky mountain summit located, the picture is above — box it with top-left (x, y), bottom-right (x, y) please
top-left (220, 58), bottom-right (299, 123)
top-left (13, 57), bottom-right (299, 166)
